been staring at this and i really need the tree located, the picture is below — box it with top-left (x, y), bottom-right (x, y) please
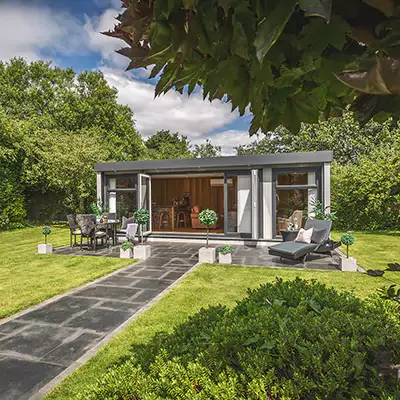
top-left (145, 130), bottom-right (192, 159)
top-left (192, 139), bottom-right (221, 158)
top-left (236, 113), bottom-right (400, 165)
top-left (104, 0), bottom-right (400, 134)
top-left (0, 59), bottom-right (146, 225)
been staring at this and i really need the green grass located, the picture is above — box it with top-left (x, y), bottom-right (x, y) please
top-left (46, 229), bottom-right (400, 399)
top-left (0, 226), bottom-right (133, 319)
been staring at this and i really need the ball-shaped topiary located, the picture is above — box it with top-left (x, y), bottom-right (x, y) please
top-left (198, 209), bottom-right (217, 248)
top-left (41, 226), bottom-right (51, 244)
top-left (341, 232), bottom-right (355, 258)
top-left (133, 209), bottom-right (150, 245)
top-left (80, 278), bottom-right (400, 400)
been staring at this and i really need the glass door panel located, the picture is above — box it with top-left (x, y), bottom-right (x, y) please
top-left (138, 174), bottom-right (152, 235)
top-left (224, 173), bottom-right (252, 238)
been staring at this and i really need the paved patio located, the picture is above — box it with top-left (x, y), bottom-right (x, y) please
top-left (0, 242), bottom-right (339, 400)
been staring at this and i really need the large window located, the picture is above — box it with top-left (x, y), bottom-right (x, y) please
top-left (274, 169), bottom-right (320, 236)
top-left (106, 175), bottom-right (137, 218)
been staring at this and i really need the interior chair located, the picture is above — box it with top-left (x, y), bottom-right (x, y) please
top-left (67, 214), bottom-right (81, 247)
top-left (159, 212), bottom-right (171, 230)
top-left (76, 214), bottom-right (106, 250)
top-left (176, 211), bottom-right (188, 229)
top-left (268, 219), bottom-right (332, 264)
top-left (277, 210), bottom-right (303, 233)
top-left (190, 206), bottom-right (217, 229)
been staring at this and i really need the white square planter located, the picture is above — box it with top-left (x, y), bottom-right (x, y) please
top-left (340, 256), bottom-right (358, 272)
top-left (134, 245), bottom-right (151, 260)
top-left (219, 253), bottom-right (232, 264)
top-left (38, 244), bottom-right (52, 254)
top-left (120, 248), bottom-right (133, 259)
top-left (199, 247), bottom-right (216, 263)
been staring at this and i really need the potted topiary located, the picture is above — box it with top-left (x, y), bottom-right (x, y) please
top-left (198, 209), bottom-right (218, 263)
top-left (133, 209), bottom-right (151, 260)
top-left (38, 226), bottom-right (52, 254)
top-left (340, 232), bottom-right (357, 271)
top-left (218, 245), bottom-right (232, 264)
top-left (120, 241), bottom-right (133, 259)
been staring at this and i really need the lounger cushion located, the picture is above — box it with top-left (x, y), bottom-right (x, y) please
top-left (268, 241), bottom-right (318, 259)
top-left (294, 228), bottom-right (313, 243)
top-left (311, 228), bottom-right (328, 244)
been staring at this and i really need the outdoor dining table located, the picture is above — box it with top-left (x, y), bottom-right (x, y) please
top-left (96, 219), bottom-right (120, 247)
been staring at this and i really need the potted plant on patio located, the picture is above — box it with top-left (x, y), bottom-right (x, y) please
top-left (120, 241), bottom-right (133, 259)
top-left (38, 226), bottom-right (52, 254)
top-left (198, 209), bottom-right (218, 263)
top-left (218, 245), bottom-right (232, 264)
top-left (133, 208), bottom-right (151, 260)
top-left (340, 232), bottom-right (357, 271)
top-left (91, 198), bottom-right (109, 222)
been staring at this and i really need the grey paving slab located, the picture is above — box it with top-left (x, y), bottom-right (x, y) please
top-left (16, 296), bottom-right (99, 324)
top-left (73, 285), bottom-right (140, 301)
top-left (0, 325), bottom-right (77, 358)
top-left (162, 271), bottom-right (186, 281)
top-left (132, 269), bottom-right (169, 278)
top-left (136, 258), bottom-right (173, 267)
top-left (65, 308), bottom-right (133, 332)
top-left (0, 320), bottom-right (30, 335)
top-left (98, 300), bottom-right (143, 312)
top-left (42, 332), bottom-right (102, 366)
top-left (132, 289), bottom-right (164, 304)
top-left (0, 356), bottom-right (64, 400)
top-left (132, 278), bottom-right (172, 291)
top-left (99, 275), bottom-right (139, 287)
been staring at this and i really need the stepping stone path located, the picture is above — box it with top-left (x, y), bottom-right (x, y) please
top-left (0, 243), bottom-right (201, 400)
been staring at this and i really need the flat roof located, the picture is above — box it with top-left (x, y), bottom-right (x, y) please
top-left (95, 151), bottom-right (333, 173)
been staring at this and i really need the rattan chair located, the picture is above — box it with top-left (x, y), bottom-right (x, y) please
top-left (67, 214), bottom-right (81, 247)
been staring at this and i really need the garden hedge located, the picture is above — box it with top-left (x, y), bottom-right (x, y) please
top-left (78, 278), bottom-right (400, 399)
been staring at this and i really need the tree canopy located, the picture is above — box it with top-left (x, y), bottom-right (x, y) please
top-left (192, 139), bottom-right (222, 158)
top-left (104, 0), bottom-right (400, 134)
top-left (0, 59), bottom-right (146, 225)
top-left (145, 129), bottom-right (192, 159)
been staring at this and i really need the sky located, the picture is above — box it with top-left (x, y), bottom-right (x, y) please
top-left (0, 0), bottom-right (259, 155)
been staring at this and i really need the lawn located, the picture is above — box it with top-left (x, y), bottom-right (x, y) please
top-left (0, 226), bottom-right (133, 319)
top-left (47, 230), bottom-right (400, 399)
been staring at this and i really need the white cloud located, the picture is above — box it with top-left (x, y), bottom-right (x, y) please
top-left (0, 3), bottom-right (87, 61)
top-left (84, 7), bottom-right (127, 67)
top-left (102, 68), bottom-right (241, 140)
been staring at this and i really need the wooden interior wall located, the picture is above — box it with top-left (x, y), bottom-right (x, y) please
top-left (152, 178), bottom-right (224, 215)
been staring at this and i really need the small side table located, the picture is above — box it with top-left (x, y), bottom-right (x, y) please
top-left (280, 229), bottom-right (299, 242)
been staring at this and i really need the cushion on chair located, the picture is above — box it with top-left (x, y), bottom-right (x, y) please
top-left (311, 228), bottom-right (327, 244)
top-left (268, 241), bottom-right (318, 260)
top-left (294, 228), bottom-right (313, 243)
top-left (95, 231), bottom-right (106, 238)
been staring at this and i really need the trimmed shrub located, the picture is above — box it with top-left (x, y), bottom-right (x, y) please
top-left (79, 279), bottom-right (400, 400)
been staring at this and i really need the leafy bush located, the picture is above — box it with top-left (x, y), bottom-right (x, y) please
top-left (79, 279), bottom-right (400, 400)
top-left (41, 226), bottom-right (51, 244)
top-left (121, 241), bottom-right (133, 251)
top-left (331, 142), bottom-right (400, 230)
top-left (219, 245), bottom-right (232, 254)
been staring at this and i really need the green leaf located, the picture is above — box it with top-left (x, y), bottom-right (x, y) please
top-left (260, 340), bottom-right (276, 350)
top-left (274, 67), bottom-right (305, 88)
top-left (254, 0), bottom-right (297, 62)
top-left (299, 0), bottom-right (332, 21)
top-left (232, 20), bottom-right (248, 60)
top-left (243, 334), bottom-right (260, 346)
